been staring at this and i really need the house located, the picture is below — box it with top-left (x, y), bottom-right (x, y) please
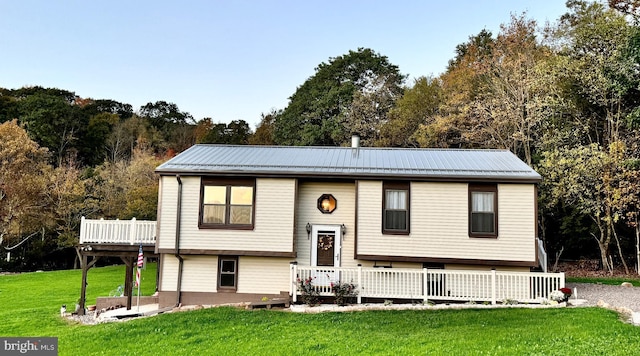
top-left (153, 138), bottom-right (546, 307)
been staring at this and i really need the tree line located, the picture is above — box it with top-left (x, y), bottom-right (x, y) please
top-left (256, 0), bottom-right (640, 273)
top-left (2, 0), bottom-right (639, 272)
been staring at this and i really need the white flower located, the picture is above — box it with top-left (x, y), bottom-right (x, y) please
top-left (549, 290), bottom-right (566, 302)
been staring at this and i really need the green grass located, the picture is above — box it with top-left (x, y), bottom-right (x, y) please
top-left (566, 276), bottom-right (640, 286)
top-left (1, 266), bottom-right (640, 355)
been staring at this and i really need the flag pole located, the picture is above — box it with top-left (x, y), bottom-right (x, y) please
top-left (136, 244), bottom-right (143, 313)
top-left (137, 274), bottom-right (141, 313)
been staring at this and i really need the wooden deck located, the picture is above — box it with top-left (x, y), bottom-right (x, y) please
top-left (76, 217), bottom-right (158, 315)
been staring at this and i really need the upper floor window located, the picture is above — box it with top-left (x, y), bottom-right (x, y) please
top-left (383, 182), bottom-right (410, 234)
top-left (200, 178), bottom-right (255, 229)
top-left (469, 184), bottom-right (498, 238)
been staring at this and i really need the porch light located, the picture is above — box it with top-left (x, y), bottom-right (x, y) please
top-left (341, 224), bottom-right (346, 236)
top-left (317, 194), bottom-right (337, 214)
top-left (306, 222), bottom-right (312, 239)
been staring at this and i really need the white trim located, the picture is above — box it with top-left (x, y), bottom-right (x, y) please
top-left (310, 224), bottom-right (342, 267)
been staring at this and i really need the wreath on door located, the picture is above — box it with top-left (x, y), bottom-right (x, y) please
top-left (318, 235), bottom-right (333, 251)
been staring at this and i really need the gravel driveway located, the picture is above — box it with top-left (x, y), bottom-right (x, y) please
top-left (566, 283), bottom-right (640, 312)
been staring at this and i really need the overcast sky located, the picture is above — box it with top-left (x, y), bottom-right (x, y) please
top-left (1, 1), bottom-right (569, 128)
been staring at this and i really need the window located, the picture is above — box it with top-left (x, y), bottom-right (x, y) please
top-left (383, 182), bottom-right (410, 234)
top-left (218, 257), bottom-right (238, 290)
top-left (317, 194), bottom-right (337, 213)
top-left (469, 184), bottom-right (498, 237)
top-left (200, 178), bottom-right (255, 229)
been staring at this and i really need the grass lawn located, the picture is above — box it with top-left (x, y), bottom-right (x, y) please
top-left (566, 276), bottom-right (640, 286)
top-left (1, 265), bottom-right (639, 355)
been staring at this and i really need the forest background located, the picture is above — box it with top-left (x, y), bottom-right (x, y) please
top-left (1, 0), bottom-right (639, 274)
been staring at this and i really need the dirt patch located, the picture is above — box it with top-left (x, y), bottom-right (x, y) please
top-left (556, 260), bottom-right (639, 279)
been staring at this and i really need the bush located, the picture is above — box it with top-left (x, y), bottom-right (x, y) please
top-left (297, 277), bottom-right (319, 306)
top-left (330, 280), bottom-right (358, 306)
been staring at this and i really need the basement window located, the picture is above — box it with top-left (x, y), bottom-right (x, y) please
top-left (218, 257), bottom-right (238, 291)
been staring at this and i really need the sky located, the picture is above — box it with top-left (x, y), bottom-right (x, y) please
top-left (0, 1), bottom-right (570, 129)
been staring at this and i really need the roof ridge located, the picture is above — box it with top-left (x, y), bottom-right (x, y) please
top-left (192, 144), bottom-right (512, 152)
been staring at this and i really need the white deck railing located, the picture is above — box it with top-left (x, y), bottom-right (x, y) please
top-left (537, 238), bottom-right (548, 272)
top-left (291, 265), bottom-right (564, 304)
top-left (79, 217), bottom-right (156, 245)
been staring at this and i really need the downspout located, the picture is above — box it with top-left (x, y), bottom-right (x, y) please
top-left (175, 175), bottom-right (184, 307)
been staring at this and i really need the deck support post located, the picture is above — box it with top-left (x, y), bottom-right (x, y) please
top-left (122, 256), bottom-right (134, 310)
top-left (79, 253), bottom-right (88, 316)
top-left (77, 248), bottom-right (100, 316)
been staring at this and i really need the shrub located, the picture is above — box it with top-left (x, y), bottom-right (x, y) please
top-left (330, 280), bottom-right (358, 306)
top-left (297, 277), bottom-right (319, 306)
top-left (502, 298), bottom-right (518, 305)
top-left (549, 289), bottom-right (569, 303)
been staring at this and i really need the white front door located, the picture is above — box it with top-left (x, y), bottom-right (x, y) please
top-left (310, 224), bottom-right (342, 286)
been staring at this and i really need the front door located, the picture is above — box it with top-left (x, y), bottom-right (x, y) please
top-left (310, 225), bottom-right (342, 285)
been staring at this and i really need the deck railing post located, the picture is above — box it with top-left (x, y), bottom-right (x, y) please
top-left (491, 269), bottom-right (497, 305)
top-left (80, 216), bottom-right (86, 244)
top-left (291, 262), bottom-right (298, 303)
top-left (130, 217), bottom-right (137, 245)
top-left (357, 264), bottom-right (362, 304)
top-left (422, 268), bottom-right (428, 302)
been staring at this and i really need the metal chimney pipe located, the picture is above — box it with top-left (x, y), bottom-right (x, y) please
top-left (351, 134), bottom-right (360, 148)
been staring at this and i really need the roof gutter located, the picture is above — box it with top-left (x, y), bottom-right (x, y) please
top-left (174, 175), bottom-right (184, 307)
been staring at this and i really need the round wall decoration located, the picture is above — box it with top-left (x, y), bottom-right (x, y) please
top-left (317, 194), bottom-right (337, 213)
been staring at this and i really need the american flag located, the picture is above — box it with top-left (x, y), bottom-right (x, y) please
top-left (135, 244), bottom-right (143, 287)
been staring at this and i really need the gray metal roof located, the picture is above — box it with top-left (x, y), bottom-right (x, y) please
top-left (155, 145), bottom-right (541, 182)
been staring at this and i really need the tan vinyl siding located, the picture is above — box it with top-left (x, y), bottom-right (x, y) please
top-left (237, 257), bottom-right (291, 294)
top-left (357, 182), bottom-right (536, 263)
top-left (497, 184), bottom-right (536, 262)
top-left (160, 255), bottom-right (178, 291)
top-left (160, 177), bottom-right (295, 252)
top-left (159, 255), bottom-right (218, 293)
top-left (356, 180), bottom-right (384, 253)
top-left (157, 176), bottom-right (178, 250)
top-left (295, 182), bottom-right (356, 267)
top-left (181, 256), bottom-right (218, 292)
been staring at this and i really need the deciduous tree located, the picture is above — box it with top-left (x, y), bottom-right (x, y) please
top-left (0, 120), bottom-right (51, 246)
top-left (274, 48), bottom-right (405, 146)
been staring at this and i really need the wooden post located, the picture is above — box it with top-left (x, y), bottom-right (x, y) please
top-left (79, 252), bottom-right (88, 316)
top-left (123, 257), bottom-right (134, 310)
